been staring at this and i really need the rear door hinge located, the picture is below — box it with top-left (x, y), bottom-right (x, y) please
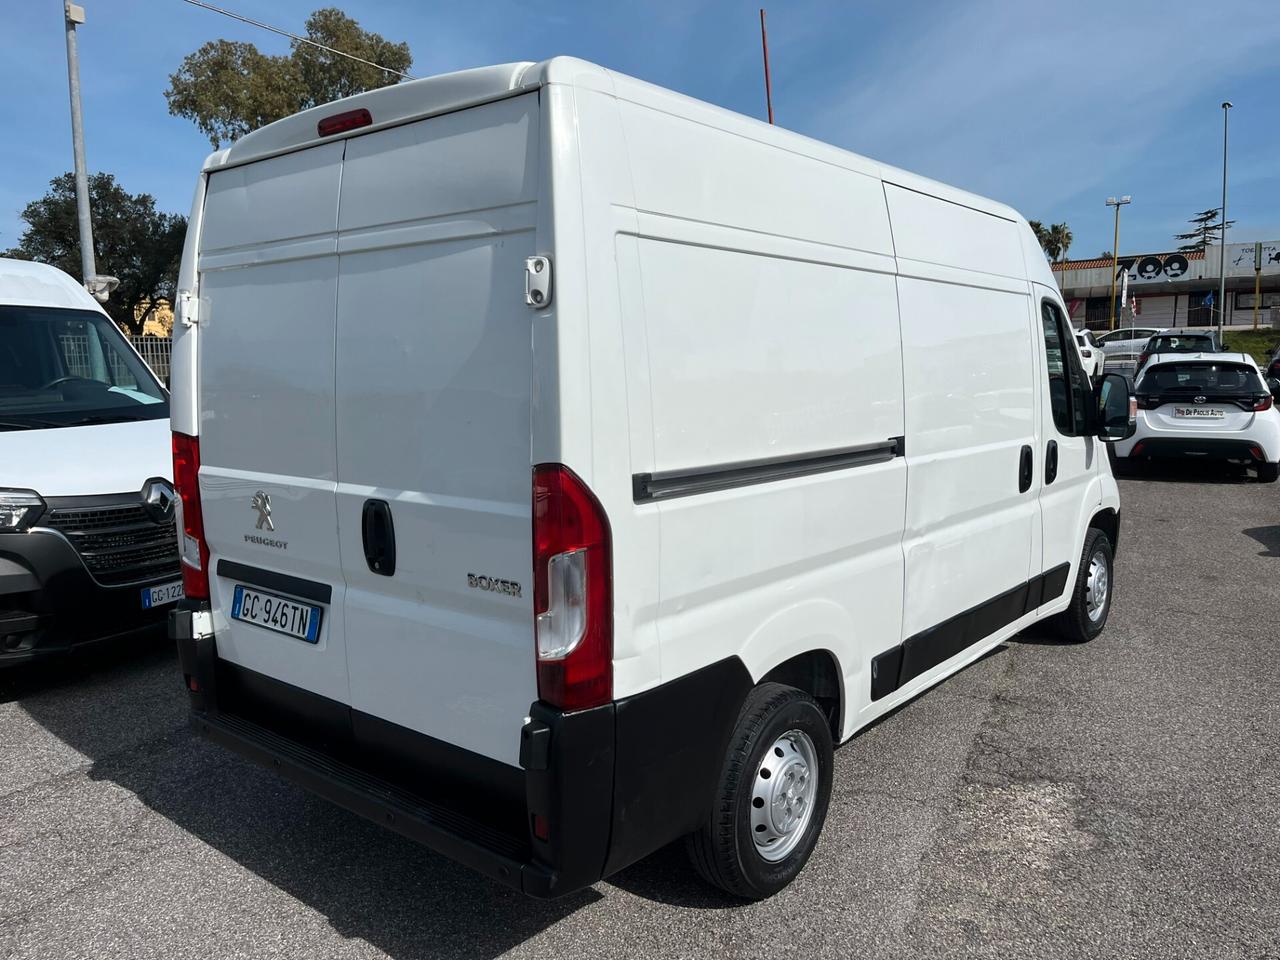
top-left (176, 290), bottom-right (199, 327)
top-left (524, 256), bottom-right (552, 308)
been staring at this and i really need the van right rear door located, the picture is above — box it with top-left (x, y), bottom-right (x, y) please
top-left (332, 94), bottom-right (541, 769)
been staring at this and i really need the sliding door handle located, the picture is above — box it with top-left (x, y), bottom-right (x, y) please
top-left (1019, 445), bottom-right (1033, 493)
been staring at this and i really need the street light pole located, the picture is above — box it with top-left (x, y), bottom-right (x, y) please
top-left (1106, 196), bottom-right (1131, 331)
top-left (63, 1), bottom-right (97, 294)
top-left (1217, 101), bottom-right (1232, 341)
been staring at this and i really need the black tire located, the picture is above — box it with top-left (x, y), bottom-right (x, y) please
top-left (686, 682), bottom-right (833, 900)
top-left (1257, 462), bottom-right (1279, 483)
top-left (1053, 527), bottom-right (1114, 643)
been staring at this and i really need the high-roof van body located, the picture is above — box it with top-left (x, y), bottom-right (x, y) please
top-left (170, 58), bottom-right (1131, 899)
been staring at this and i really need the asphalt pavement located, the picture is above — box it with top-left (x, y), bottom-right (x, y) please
top-left (2, 463), bottom-right (1278, 960)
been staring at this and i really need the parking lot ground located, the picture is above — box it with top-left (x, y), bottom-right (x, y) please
top-left (2, 464), bottom-right (1279, 960)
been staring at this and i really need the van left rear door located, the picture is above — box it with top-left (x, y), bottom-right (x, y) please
top-left (196, 143), bottom-right (351, 708)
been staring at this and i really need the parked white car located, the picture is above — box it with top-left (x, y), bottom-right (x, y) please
top-left (1095, 326), bottom-right (1163, 378)
top-left (0, 258), bottom-right (179, 666)
top-left (167, 57), bottom-right (1134, 901)
top-left (1076, 330), bottom-right (1104, 379)
top-left (1113, 353), bottom-right (1280, 482)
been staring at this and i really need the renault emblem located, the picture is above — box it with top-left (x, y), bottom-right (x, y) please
top-left (251, 490), bottom-right (275, 531)
top-left (141, 478), bottom-right (176, 523)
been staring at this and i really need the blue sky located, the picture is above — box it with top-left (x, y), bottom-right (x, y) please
top-left (3, 0), bottom-right (1279, 260)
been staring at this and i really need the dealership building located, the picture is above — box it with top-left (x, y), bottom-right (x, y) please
top-left (1053, 241), bottom-right (1280, 331)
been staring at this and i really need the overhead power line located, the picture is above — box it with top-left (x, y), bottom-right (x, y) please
top-left (178, 0), bottom-right (416, 80)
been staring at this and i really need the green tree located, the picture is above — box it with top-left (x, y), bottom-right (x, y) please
top-left (1048, 222), bottom-right (1072, 266)
top-left (1175, 208), bottom-right (1235, 253)
top-left (166, 8), bottom-right (412, 147)
top-left (1029, 220), bottom-right (1049, 253)
top-left (2, 173), bottom-right (186, 335)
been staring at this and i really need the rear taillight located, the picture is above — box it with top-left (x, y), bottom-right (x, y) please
top-left (532, 464), bottom-right (612, 711)
top-left (1136, 352), bottom-right (1149, 368)
top-left (1254, 395), bottom-right (1274, 412)
top-left (172, 432), bottom-right (209, 600)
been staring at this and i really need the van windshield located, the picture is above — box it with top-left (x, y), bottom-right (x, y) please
top-left (0, 305), bottom-right (168, 431)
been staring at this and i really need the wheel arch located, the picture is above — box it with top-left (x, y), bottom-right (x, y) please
top-left (758, 649), bottom-right (844, 743)
top-left (1089, 506), bottom-right (1120, 556)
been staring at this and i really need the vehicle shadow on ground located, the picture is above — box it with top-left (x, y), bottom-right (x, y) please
top-left (1242, 525), bottom-right (1280, 558)
top-left (10, 643), bottom-right (598, 960)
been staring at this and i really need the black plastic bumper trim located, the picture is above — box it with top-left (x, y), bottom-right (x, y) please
top-left (633, 438), bottom-right (904, 503)
top-left (215, 559), bottom-right (332, 604)
top-left (871, 563), bottom-right (1071, 701)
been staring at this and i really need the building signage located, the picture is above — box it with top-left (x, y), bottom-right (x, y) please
top-left (1112, 253), bottom-right (1190, 282)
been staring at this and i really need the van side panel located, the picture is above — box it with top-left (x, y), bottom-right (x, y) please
top-left (196, 144), bottom-right (351, 703)
top-left (614, 96), bottom-right (905, 726)
top-left (334, 94), bottom-right (540, 767)
top-left (886, 187), bottom-right (1039, 698)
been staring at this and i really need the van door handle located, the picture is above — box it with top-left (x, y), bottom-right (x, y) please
top-left (361, 499), bottom-right (396, 576)
top-left (1019, 445), bottom-right (1033, 493)
top-left (1045, 440), bottom-right (1059, 485)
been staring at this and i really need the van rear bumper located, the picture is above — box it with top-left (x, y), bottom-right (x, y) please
top-left (171, 603), bottom-right (751, 898)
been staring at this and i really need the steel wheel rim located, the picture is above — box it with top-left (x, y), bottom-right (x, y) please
top-left (750, 729), bottom-right (819, 862)
top-left (1086, 550), bottom-right (1109, 623)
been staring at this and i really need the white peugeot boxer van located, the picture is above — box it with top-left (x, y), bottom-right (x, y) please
top-left (169, 58), bottom-right (1135, 900)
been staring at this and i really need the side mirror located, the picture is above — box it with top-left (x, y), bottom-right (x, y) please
top-left (1269, 378), bottom-right (1280, 403)
top-left (1096, 372), bottom-right (1136, 442)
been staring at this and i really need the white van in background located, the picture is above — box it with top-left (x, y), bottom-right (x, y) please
top-left (0, 258), bottom-right (180, 664)
top-left (169, 58), bottom-right (1135, 900)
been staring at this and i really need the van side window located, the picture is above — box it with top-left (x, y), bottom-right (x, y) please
top-left (1041, 301), bottom-right (1088, 435)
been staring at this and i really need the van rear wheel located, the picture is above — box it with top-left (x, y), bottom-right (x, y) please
top-left (1053, 527), bottom-right (1113, 643)
top-left (686, 682), bottom-right (833, 900)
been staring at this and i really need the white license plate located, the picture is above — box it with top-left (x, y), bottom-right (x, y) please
top-left (231, 584), bottom-right (322, 643)
top-left (1173, 406), bottom-right (1225, 420)
top-left (141, 580), bottom-right (184, 609)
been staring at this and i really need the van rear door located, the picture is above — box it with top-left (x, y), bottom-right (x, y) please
top-left (333, 93), bottom-right (541, 767)
top-left (196, 143), bottom-right (352, 708)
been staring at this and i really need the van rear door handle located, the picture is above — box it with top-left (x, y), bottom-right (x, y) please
top-left (361, 499), bottom-right (396, 576)
top-left (1045, 439), bottom-right (1059, 485)
top-left (1019, 445), bottom-right (1033, 493)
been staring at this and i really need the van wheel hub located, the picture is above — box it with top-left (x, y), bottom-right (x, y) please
top-left (750, 730), bottom-right (819, 861)
top-left (1086, 550), bottom-right (1109, 622)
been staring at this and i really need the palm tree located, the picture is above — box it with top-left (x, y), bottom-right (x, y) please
top-left (1029, 220), bottom-right (1050, 256)
top-left (1049, 222), bottom-right (1072, 268)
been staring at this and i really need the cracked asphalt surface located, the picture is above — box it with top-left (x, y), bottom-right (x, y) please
top-left (3, 465), bottom-right (1278, 959)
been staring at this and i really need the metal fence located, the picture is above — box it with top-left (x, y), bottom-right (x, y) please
top-left (129, 336), bottom-right (173, 384)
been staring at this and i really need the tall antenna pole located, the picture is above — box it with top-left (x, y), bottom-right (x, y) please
top-left (759, 9), bottom-right (774, 124)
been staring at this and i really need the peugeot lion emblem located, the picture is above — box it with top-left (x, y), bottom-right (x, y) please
top-left (140, 478), bottom-right (176, 523)
top-left (251, 491), bottom-right (275, 531)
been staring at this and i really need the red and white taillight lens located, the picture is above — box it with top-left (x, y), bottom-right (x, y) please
top-left (1252, 394), bottom-right (1274, 412)
top-left (532, 464), bottom-right (612, 711)
top-left (172, 432), bottom-right (209, 600)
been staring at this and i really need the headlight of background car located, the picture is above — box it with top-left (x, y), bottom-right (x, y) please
top-left (0, 489), bottom-right (46, 531)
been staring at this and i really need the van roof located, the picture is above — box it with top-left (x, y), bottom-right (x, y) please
top-left (0, 257), bottom-right (106, 313)
top-left (201, 57), bottom-right (1023, 225)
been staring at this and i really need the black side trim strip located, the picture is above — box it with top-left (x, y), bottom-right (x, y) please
top-left (216, 559), bottom-right (332, 604)
top-left (633, 437), bottom-right (904, 503)
top-left (871, 561), bottom-right (1072, 701)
